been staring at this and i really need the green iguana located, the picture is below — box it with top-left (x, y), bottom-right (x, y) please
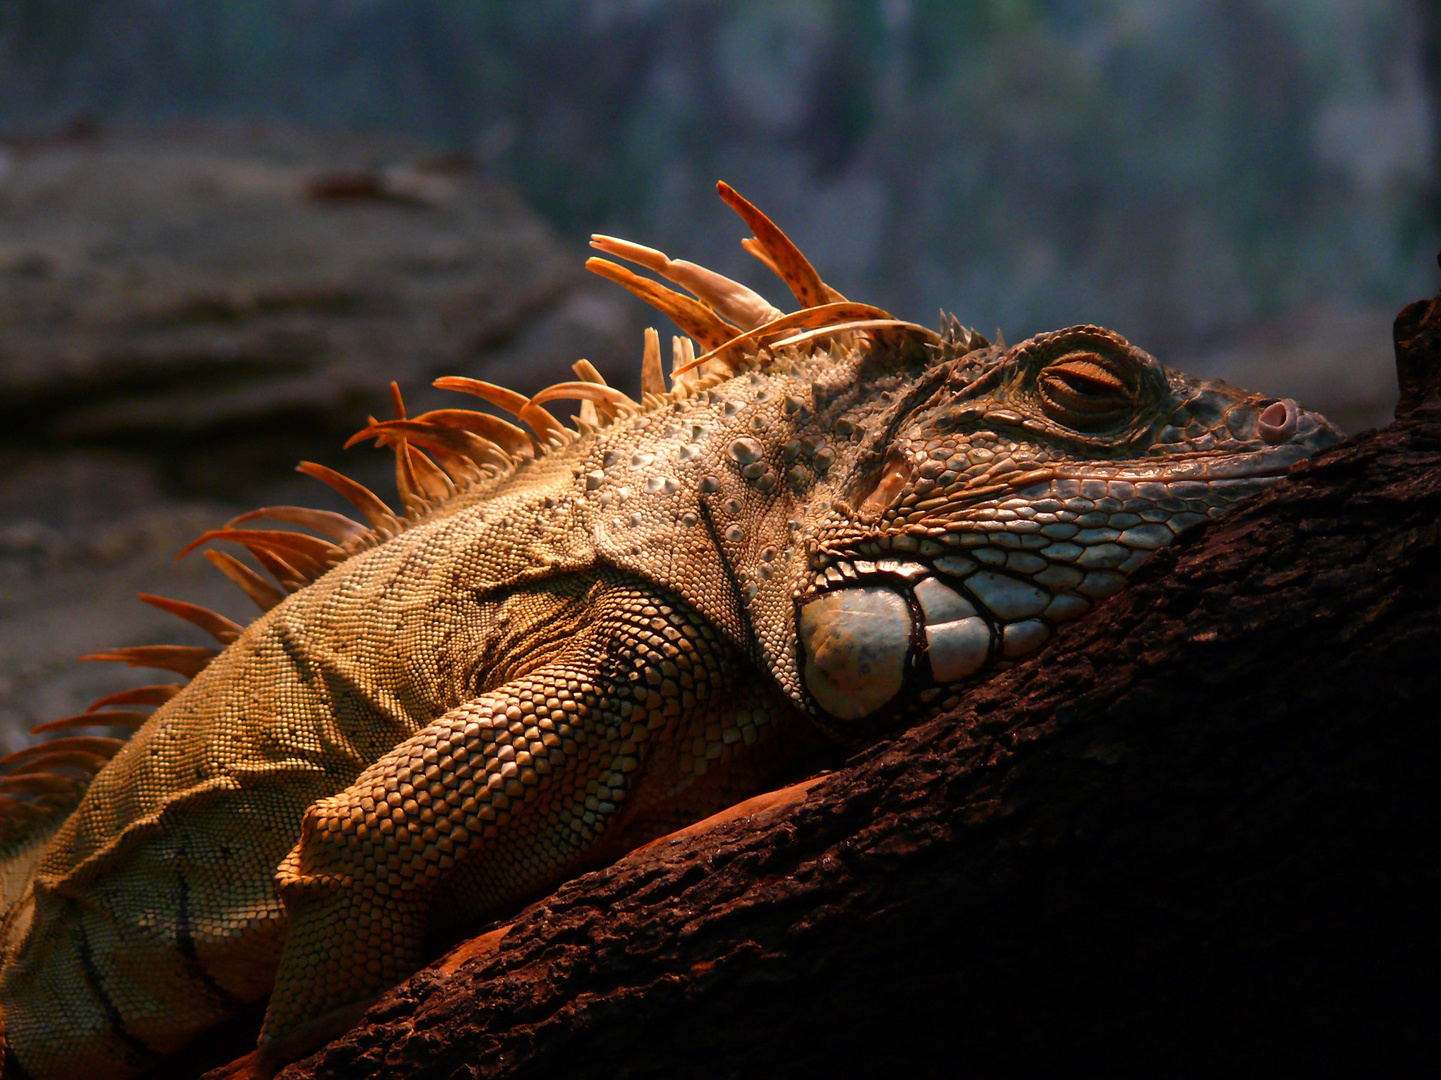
top-left (0, 183), bottom-right (1340, 1079)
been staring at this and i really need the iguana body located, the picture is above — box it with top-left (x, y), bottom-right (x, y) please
top-left (0, 184), bottom-right (1340, 1079)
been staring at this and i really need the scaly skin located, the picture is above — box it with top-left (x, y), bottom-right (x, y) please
top-left (0, 186), bottom-right (1341, 1079)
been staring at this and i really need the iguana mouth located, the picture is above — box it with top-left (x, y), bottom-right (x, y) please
top-left (1068, 443), bottom-right (1322, 483)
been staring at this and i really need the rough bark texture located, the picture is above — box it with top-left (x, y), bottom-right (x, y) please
top-left (189, 279), bottom-right (1441, 1080)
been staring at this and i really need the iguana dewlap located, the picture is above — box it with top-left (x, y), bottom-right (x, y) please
top-left (0, 183), bottom-right (1341, 1079)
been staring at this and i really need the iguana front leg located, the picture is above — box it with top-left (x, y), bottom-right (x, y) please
top-left (262, 582), bottom-right (798, 1049)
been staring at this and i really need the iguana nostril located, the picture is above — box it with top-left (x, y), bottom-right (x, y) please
top-left (1258, 399), bottom-right (1298, 443)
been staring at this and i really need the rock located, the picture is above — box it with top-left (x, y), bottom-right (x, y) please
top-left (0, 125), bottom-right (644, 734)
top-left (0, 124), bottom-right (641, 492)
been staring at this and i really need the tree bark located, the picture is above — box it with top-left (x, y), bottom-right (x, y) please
top-left (206, 274), bottom-right (1441, 1079)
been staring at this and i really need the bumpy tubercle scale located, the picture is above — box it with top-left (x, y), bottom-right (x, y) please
top-left (0, 183), bottom-right (1341, 1080)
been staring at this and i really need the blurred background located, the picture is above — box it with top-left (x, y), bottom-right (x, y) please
top-left (0, 0), bottom-right (1437, 735)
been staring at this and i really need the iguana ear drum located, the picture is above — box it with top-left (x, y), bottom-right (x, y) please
top-left (797, 587), bottom-right (914, 720)
top-left (857, 449), bottom-right (913, 515)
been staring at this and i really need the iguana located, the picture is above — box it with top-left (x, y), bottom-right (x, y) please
top-left (0, 183), bottom-right (1340, 1079)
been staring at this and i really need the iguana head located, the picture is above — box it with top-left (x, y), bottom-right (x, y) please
top-left (790, 320), bottom-right (1342, 728)
top-left (571, 182), bottom-right (1341, 732)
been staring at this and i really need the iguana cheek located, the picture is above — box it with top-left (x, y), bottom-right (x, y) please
top-left (798, 587), bottom-right (913, 720)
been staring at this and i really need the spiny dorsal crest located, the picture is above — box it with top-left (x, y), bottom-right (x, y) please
top-left (0, 182), bottom-right (954, 835)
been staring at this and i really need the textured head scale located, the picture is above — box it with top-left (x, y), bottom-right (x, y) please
top-left (790, 323), bottom-right (1342, 732)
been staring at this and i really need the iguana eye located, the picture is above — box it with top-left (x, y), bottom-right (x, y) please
top-left (1036, 352), bottom-right (1134, 431)
top-left (858, 449), bottom-right (912, 514)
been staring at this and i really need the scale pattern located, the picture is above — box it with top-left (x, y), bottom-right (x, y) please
top-left (0, 184), bottom-right (1342, 1079)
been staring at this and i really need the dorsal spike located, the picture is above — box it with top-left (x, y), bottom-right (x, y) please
top-left (87, 684), bottom-right (181, 711)
top-left (202, 549), bottom-right (286, 612)
top-left (767, 318), bottom-right (941, 354)
top-left (571, 360), bottom-right (608, 385)
top-left (0, 773), bottom-right (85, 796)
top-left (360, 419), bottom-right (490, 483)
top-left (382, 385), bottom-right (444, 511)
top-left (414, 441), bottom-right (480, 487)
top-left (517, 404), bottom-right (570, 449)
top-left (295, 462), bottom-right (401, 533)
top-left (432, 378), bottom-right (565, 448)
top-left (177, 528), bottom-right (344, 569)
top-left (345, 420), bottom-right (430, 516)
top-left (739, 238), bottom-right (784, 285)
top-left (676, 302), bottom-right (901, 375)
top-left (716, 181), bottom-right (841, 308)
top-left (529, 381), bottom-right (639, 413)
top-left (79, 646), bottom-right (218, 680)
top-left (244, 545), bottom-right (309, 592)
top-left (584, 258), bottom-right (742, 351)
top-left (227, 506), bottom-right (368, 546)
top-left (406, 444), bottom-right (455, 502)
top-left (407, 408), bottom-right (531, 458)
top-left (589, 234), bottom-right (783, 331)
top-left (3, 751), bottom-right (114, 778)
top-left (137, 593), bottom-right (244, 645)
top-left (391, 436), bottom-right (427, 517)
top-left (353, 418), bottom-right (512, 471)
top-left (641, 328), bottom-right (666, 397)
top-left (672, 336), bottom-right (699, 384)
top-left (0, 736), bottom-right (128, 770)
top-left (566, 365), bottom-right (618, 423)
top-left (372, 385), bottom-right (453, 508)
top-left (432, 377), bottom-right (528, 417)
top-left (435, 442), bottom-right (487, 485)
top-left (361, 403), bottom-right (424, 513)
top-left (31, 711), bottom-right (151, 735)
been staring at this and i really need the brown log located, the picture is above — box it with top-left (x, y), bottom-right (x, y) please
top-left (194, 272), bottom-right (1441, 1079)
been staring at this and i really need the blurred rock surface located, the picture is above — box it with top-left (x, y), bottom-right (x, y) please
top-left (0, 125), bottom-right (643, 742)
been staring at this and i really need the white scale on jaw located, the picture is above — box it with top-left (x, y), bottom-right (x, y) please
top-left (796, 534), bottom-right (1143, 721)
